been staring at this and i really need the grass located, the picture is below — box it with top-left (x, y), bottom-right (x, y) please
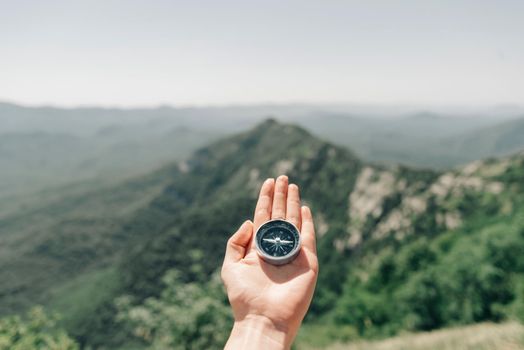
top-left (47, 267), bottom-right (120, 324)
top-left (295, 322), bottom-right (524, 350)
top-left (299, 322), bottom-right (524, 350)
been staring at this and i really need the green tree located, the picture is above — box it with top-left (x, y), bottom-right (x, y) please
top-left (0, 307), bottom-right (78, 350)
top-left (116, 269), bottom-right (232, 350)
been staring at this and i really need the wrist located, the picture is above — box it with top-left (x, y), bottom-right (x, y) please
top-left (225, 314), bottom-right (294, 350)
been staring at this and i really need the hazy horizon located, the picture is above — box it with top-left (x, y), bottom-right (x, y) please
top-left (1, 99), bottom-right (523, 114)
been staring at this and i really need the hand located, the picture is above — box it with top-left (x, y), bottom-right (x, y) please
top-left (221, 175), bottom-right (319, 349)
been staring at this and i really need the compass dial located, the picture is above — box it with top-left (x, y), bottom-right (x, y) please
top-left (255, 219), bottom-right (301, 265)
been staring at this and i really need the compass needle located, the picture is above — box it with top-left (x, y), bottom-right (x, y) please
top-left (255, 219), bottom-right (301, 265)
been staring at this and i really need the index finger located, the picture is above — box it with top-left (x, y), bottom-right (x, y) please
top-left (253, 178), bottom-right (275, 230)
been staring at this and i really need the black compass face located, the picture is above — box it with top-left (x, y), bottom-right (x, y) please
top-left (256, 220), bottom-right (300, 259)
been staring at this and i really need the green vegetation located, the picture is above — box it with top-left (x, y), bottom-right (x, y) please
top-left (332, 212), bottom-right (524, 337)
top-left (0, 307), bottom-right (78, 350)
top-left (116, 270), bottom-right (231, 349)
top-left (1, 119), bottom-right (524, 349)
top-left (0, 170), bottom-right (171, 316)
top-left (47, 268), bottom-right (122, 339)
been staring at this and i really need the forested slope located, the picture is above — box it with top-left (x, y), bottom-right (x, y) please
top-left (1, 119), bottom-right (523, 348)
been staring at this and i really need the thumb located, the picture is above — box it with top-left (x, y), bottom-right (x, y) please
top-left (223, 220), bottom-right (253, 263)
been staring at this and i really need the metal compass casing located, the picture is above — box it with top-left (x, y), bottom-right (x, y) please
top-left (255, 219), bottom-right (301, 265)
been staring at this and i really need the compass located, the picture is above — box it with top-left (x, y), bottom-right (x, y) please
top-left (255, 219), bottom-right (301, 265)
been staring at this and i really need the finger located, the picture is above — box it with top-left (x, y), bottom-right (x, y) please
top-left (224, 220), bottom-right (253, 263)
top-left (253, 178), bottom-right (275, 229)
top-left (271, 175), bottom-right (288, 220)
top-left (301, 206), bottom-right (316, 254)
top-left (286, 184), bottom-right (301, 230)
top-left (250, 178), bottom-right (275, 252)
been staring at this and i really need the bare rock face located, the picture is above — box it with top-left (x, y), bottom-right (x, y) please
top-left (335, 153), bottom-right (517, 252)
top-left (345, 167), bottom-right (396, 248)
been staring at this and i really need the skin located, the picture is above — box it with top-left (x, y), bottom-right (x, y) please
top-left (221, 175), bottom-right (319, 349)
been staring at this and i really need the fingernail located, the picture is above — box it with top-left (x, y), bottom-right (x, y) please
top-left (265, 178), bottom-right (274, 183)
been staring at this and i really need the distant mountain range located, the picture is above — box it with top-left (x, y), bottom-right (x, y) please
top-left (1, 102), bottom-right (524, 202)
top-left (296, 112), bottom-right (524, 168)
top-left (1, 119), bottom-right (523, 348)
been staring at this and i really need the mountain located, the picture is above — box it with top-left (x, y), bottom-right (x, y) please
top-left (0, 101), bottom-right (335, 200)
top-left (0, 167), bottom-right (174, 315)
top-left (443, 117), bottom-right (524, 160)
top-left (1, 119), bottom-right (523, 349)
top-left (0, 122), bottom-right (223, 200)
top-left (3, 101), bottom-right (524, 202)
top-left (297, 113), bottom-right (524, 168)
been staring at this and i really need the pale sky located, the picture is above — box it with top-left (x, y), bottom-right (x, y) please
top-left (1, 0), bottom-right (523, 107)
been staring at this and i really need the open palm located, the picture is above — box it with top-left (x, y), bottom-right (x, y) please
top-left (221, 176), bottom-right (318, 346)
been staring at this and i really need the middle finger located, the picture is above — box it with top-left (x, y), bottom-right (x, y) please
top-left (271, 175), bottom-right (288, 220)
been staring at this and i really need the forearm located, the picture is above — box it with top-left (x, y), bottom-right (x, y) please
top-left (224, 315), bottom-right (296, 350)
